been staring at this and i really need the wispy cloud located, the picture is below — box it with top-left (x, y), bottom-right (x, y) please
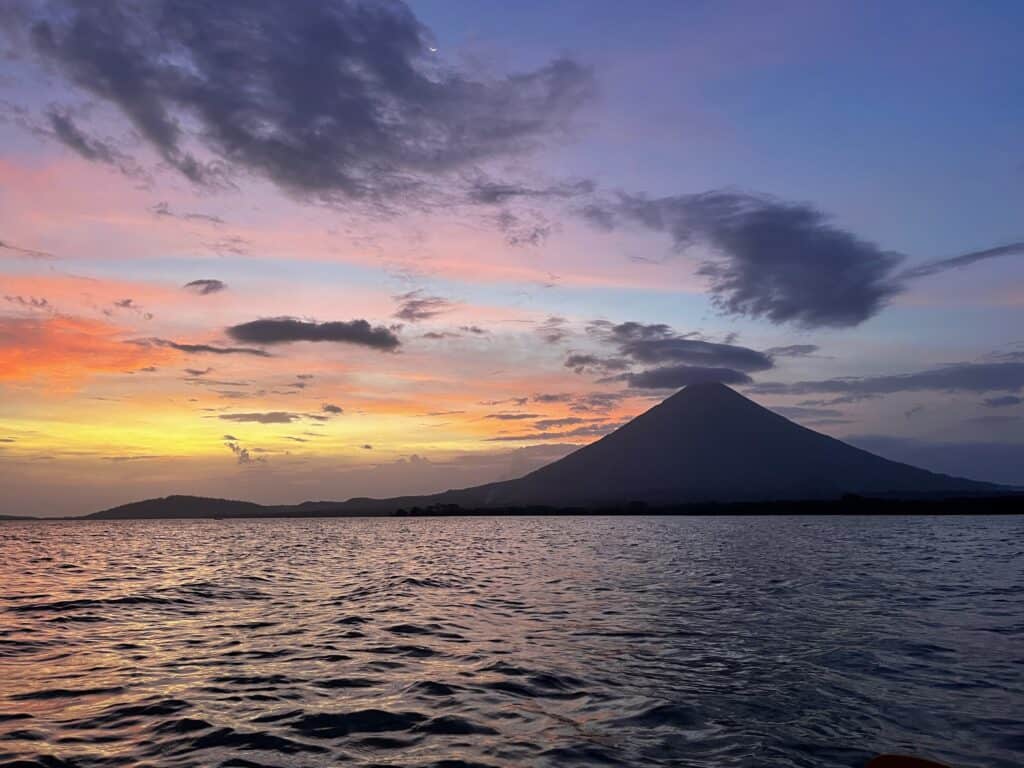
top-left (749, 361), bottom-right (1024, 396)
top-left (901, 242), bottom-right (1024, 280)
top-left (219, 412), bottom-right (299, 424)
top-left (183, 279), bottom-right (227, 295)
top-left (152, 202), bottom-right (224, 225)
top-left (137, 338), bottom-right (271, 357)
top-left (393, 290), bottom-right (452, 322)
top-left (0, 239), bottom-right (55, 260)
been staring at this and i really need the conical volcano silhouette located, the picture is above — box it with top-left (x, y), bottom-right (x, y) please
top-left (90, 382), bottom-right (999, 519)
top-left (451, 381), bottom-right (992, 506)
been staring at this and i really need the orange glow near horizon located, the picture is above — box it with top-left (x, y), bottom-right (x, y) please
top-left (0, 315), bottom-right (174, 385)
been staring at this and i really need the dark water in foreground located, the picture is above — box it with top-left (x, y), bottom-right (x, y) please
top-left (1, 517), bottom-right (1021, 768)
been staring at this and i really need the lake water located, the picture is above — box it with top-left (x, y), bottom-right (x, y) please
top-left (0, 516), bottom-right (1021, 768)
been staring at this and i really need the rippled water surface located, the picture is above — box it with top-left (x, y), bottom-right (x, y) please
top-left (1, 516), bottom-right (1022, 768)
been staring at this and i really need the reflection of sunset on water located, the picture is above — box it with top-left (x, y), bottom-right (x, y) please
top-left (1, 517), bottom-right (1020, 766)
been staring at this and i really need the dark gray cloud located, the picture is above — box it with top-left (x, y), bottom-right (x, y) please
top-left (569, 392), bottom-right (626, 412)
top-left (564, 353), bottom-right (631, 375)
top-left (204, 236), bottom-right (249, 257)
top-left (904, 404), bottom-right (925, 420)
top-left (227, 318), bottom-right (399, 350)
top-left (224, 438), bottom-right (262, 464)
top-left (749, 361), bottom-right (1024, 397)
top-left (187, 377), bottom-right (248, 387)
top-left (582, 192), bottom-right (1023, 329)
top-left (614, 365), bottom-right (753, 389)
top-left (486, 421), bottom-right (623, 442)
top-left (184, 367), bottom-right (212, 377)
top-left (537, 316), bottom-right (569, 344)
top-left (983, 395), bottom-right (1023, 408)
top-left (467, 178), bottom-right (594, 205)
top-left (393, 290), bottom-right (451, 322)
top-left (990, 350), bottom-right (1024, 362)
top-left (219, 412), bottom-right (299, 424)
top-left (494, 209), bottom-right (551, 247)
top-left (804, 418), bottom-right (855, 427)
top-left (479, 397), bottom-right (529, 407)
top-left (460, 325), bottom-right (488, 335)
top-left (532, 393), bottom-right (573, 403)
top-left (152, 202), bottom-right (224, 225)
top-left (765, 344), bottom-right (819, 358)
top-left (797, 394), bottom-right (881, 406)
top-left (900, 242), bottom-right (1024, 280)
top-left (617, 337), bottom-right (772, 372)
top-left (24, 0), bottom-right (592, 201)
top-left (487, 391), bottom-right (625, 415)
top-left (139, 338), bottom-right (271, 357)
top-left (579, 202), bottom-right (616, 230)
top-left (533, 416), bottom-right (588, 430)
top-left (322, 403), bottom-right (344, 415)
top-left (991, 348), bottom-right (1024, 362)
top-left (588, 320), bottom-right (675, 342)
top-left (0, 239), bottom-right (55, 260)
top-left (586, 192), bottom-right (906, 328)
top-left (183, 279), bottom-right (227, 296)
top-left (47, 110), bottom-right (119, 163)
top-left (485, 412), bottom-right (542, 421)
top-left (46, 109), bottom-right (145, 178)
top-left (106, 297), bottom-right (153, 320)
top-left (4, 295), bottom-right (49, 310)
top-left (573, 318), bottom-right (771, 386)
top-left (465, 178), bottom-right (592, 248)
top-left (771, 405), bottom-right (844, 420)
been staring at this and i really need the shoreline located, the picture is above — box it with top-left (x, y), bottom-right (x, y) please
top-left (5, 493), bottom-right (1022, 521)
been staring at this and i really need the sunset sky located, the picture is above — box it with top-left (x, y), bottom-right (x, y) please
top-left (1, 0), bottom-right (1022, 516)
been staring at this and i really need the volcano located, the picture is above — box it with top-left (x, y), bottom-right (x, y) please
top-left (90, 382), bottom-right (999, 518)
top-left (434, 381), bottom-right (995, 508)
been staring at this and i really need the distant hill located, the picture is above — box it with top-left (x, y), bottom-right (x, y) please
top-left (87, 383), bottom-right (1002, 519)
top-left (91, 495), bottom-right (269, 520)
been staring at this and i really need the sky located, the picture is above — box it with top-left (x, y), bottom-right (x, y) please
top-left (1, 0), bottom-right (1022, 516)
